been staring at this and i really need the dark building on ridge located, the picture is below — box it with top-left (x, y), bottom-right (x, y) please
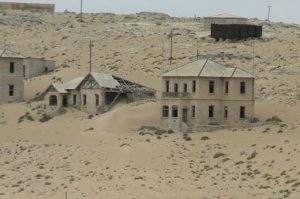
top-left (211, 24), bottom-right (262, 40)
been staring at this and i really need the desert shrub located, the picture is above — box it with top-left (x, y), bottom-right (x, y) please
top-left (201, 136), bottom-right (210, 141)
top-left (213, 152), bottom-right (226, 159)
top-left (266, 116), bottom-right (282, 123)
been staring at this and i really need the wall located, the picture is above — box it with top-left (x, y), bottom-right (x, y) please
top-left (0, 2), bottom-right (55, 13)
top-left (204, 17), bottom-right (248, 29)
top-left (23, 58), bottom-right (55, 79)
top-left (80, 88), bottom-right (105, 114)
top-left (161, 76), bottom-right (255, 131)
top-left (0, 57), bottom-right (24, 103)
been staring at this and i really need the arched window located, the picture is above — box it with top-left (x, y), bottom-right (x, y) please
top-left (49, 95), bottom-right (58, 106)
top-left (172, 105), bottom-right (178, 118)
top-left (162, 106), bottom-right (169, 117)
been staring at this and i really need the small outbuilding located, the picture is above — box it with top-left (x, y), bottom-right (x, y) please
top-left (204, 13), bottom-right (248, 29)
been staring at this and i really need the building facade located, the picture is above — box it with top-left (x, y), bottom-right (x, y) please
top-left (43, 72), bottom-right (156, 115)
top-left (161, 59), bottom-right (255, 132)
top-left (0, 49), bottom-right (55, 103)
top-left (204, 13), bottom-right (248, 29)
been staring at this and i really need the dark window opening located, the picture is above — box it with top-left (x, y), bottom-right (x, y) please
top-left (192, 80), bottom-right (196, 92)
top-left (23, 65), bottom-right (26, 77)
top-left (10, 62), bottom-right (15, 73)
top-left (184, 83), bottom-right (188, 93)
top-left (9, 85), bottom-right (14, 96)
top-left (172, 106), bottom-right (178, 117)
top-left (45, 67), bottom-right (48, 73)
top-left (83, 94), bottom-right (87, 105)
top-left (192, 106), bottom-right (196, 118)
top-left (166, 81), bottom-right (170, 92)
top-left (62, 95), bottom-right (68, 107)
top-left (225, 81), bottom-right (229, 94)
top-left (174, 83), bottom-right (178, 93)
top-left (162, 106), bottom-right (169, 117)
top-left (240, 106), bottom-right (246, 119)
top-left (73, 94), bottom-right (77, 105)
top-left (95, 94), bottom-right (100, 106)
top-left (209, 105), bottom-right (214, 118)
top-left (224, 106), bottom-right (228, 119)
top-left (209, 81), bottom-right (215, 94)
top-left (49, 95), bottom-right (57, 106)
top-left (240, 82), bottom-right (246, 94)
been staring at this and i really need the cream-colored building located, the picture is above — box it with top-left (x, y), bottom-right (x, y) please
top-left (161, 59), bottom-right (255, 132)
top-left (204, 13), bottom-right (248, 29)
top-left (43, 72), bottom-right (156, 115)
top-left (0, 49), bottom-right (55, 103)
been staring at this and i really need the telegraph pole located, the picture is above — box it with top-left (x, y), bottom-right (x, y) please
top-left (80, 0), bottom-right (83, 21)
top-left (267, 5), bottom-right (272, 21)
top-left (89, 40), bottom-right (92, 73)
top-left (252, 41), bottom-right (255, 75)
top-left (169, 30), bottom-right (173, 66)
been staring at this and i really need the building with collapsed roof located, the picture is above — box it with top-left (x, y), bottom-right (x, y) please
top-left (43, 72), bottom-right (156, 114)
top-left (0, 49), bottom-right (55, 103)
top-left (161, 59), bottom-right (255, 132)
top-left (204, 13), bottom-right (248, 29)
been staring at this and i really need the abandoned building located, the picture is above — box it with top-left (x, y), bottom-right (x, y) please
top-left (0, 2), bottom-right (55, 13)
top-left (204, 13), bottom-right (248, 29)
top-left (211, 24), bottom-right (263, 40)
top-left (43, 72), bottom-right (156, 114)
top-left (161, 59), bottom-right (255, 132)
top-left (0, 49), bottom-right (55, 103)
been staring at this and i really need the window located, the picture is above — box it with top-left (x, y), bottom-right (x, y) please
top-left (209, 106), bottom-right (214, 118)
top-left (224, 106), bottom-right (228, 119)
top-left (95, 94), bottom-right (99, 106)
top-left (45, 67), bottom-right (48, 73)
top-left (83, 94), bottom-right (87, 105)
top-left (172, 105), bottom-right (178, 117)
top-left (10, 62), bottom-right (15, 73)
top-left (225, 81), bottom-right (229, 94)
top-left (166, 81), bottom-right (170, 92)
top-left (73, 94), bottom-right (77, 105)
top-left (209, 81), bottom-right (215, 94)
top-left (162, 106), bottom-right (169, 117)
top-left (240, 106), bottom-right (246, 119)
top-left (240, 82), bottom-right (246, 94)
top-left (8, 85), bottom-right (14, 96)
top-left (184, 83), bottom-right (188, 93)
top-left (192, 80), bottom-right (196, 92)
top-left (192, 106), bottom-right (196, 118)
top-left (23, 65), bottom-right (26, 77)
top-left (49, 95), bottom-right (57, 106)
top-left (174, 83), bottom-right (178, 93)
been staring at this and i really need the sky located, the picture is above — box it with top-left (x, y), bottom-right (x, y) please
top-left (1, 0), bottom-right (300, 24)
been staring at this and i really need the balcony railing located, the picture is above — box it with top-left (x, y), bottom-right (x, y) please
top-left (162, 92), bottom-right (190, 98)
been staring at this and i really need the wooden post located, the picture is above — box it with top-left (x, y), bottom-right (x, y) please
top-left (267, 5), bottom-right (272, 21)
top-left (170, 30), bottom-right (173, 66)
top-left (89, 40), bottom-right (92, 73)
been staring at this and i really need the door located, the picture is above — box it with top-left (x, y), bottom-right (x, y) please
top-left (62, 95), bottom-right (68, 107)
top-left (182, 108), bottom-right (188, 123)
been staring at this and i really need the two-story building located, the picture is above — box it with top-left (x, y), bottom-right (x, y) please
top-left (161, 59), bottom-right (255, 132)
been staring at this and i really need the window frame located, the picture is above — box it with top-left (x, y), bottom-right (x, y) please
top-left (174, 83), bottom-right (178, 93)
top-left (183, 83), bottom-right (188, 93)
top-left (192, 80), bottom-right (196, 92)
top-left (166, 80), bottom-right (170, 93)
top-left (225, 81), bottom-right (229, 94)
top-left (224, 106), bottom-right (228, 119)
top-left (240, 106), bottom-right (246, 119)
top-left (8, 85), bottom-right (14, 97)
top-left (49, 95), bottom-right (58, 106)
top-left (162, 105), bottom-right (169, 117)
top-left (192, 105), bottom-right (196, 118)
top-left (240, 82), bottom-right (246, 94)
top-left (209, 81), bottom-right (215, 94)
top-left (172, 105), bottom-right (178, 118)
top-left (95, 94), bottom-right (100, 106)
top-left (83, 94), bottom-right (87, 106)
top-left (209, 105), bottom-right (214, 118)
top-left (10, 62), bottom-right (15, 74)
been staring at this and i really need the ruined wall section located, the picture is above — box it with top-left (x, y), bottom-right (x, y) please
top-left (0, 2), bottom-right (55, 13)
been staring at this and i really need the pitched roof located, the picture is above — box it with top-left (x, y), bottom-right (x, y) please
top-left (0, 49), bottom-right (24, 58)
top-left (207, 13), bottom-right (247, 19)
top-left (63, 76), bottom-right (85, 90)
top-left (89, 72), bottom-right (120, 89)
top-left (51, 83), bottom-right (68, 94)
top-left (162, 59), bottom-right (255, 78)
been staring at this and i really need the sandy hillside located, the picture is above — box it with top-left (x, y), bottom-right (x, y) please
top-left (0, 10), bottom-right (300, 198)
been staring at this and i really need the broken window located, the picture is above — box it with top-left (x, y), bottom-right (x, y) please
top-left (83, 94), bottom-right (87, 105)
top-left (225, 81), bottom-right (229, 94)
top-left (240, 106), bottom-right (246, 119)
top-left (174, 83), bottom-right (178, 93)
top-left (192, 105), bottom-right (196, 118)
top-left (166, 81), bottom-right (170, 92)
top-left (209, 105), bottom-right (214, 118)
top-left (240, 82), bottom-right (246, 94)
top-left (224, 106), bottom-right (228, 119)
top-left (10, 62), bottom-right (15, 73)
top-left (192, 80), bottom-right (196, 92)
top-left (209, 81), bottom-right (215, 94)
top-left (49, 95), bottom-right (57, 106)
top-left (162, 106), bottom-right (169, 117)
top-left (184, 83), bottom-right (188, 93)
top-left (95, 94), bottom-right (100, 106)
top-left (8, 85), bottom-right (14, 96)
top-left (172, 105), bottom-right (178, 117)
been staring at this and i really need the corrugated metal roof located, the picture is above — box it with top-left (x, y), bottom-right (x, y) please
top-left (63, 77), bottom-right (85, 90)
top-left (51, 83), bottom-right (68, 94)
top-left (0, 49), bottom-right (24, 58)
top-left (207, 13), bottom-right (247, 19)
top-left (162, 59), bottom-right (255, 78)
top-left (90, 72), bottom-right (120, 89)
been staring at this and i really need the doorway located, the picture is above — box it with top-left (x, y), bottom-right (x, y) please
top-left (62, 95), bottom-right (68, 107)
top-left (182, 108), bottom-right (188, 123)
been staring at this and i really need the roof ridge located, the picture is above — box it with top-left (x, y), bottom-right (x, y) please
top-left (197, 59), bottom-right (208, 76)
top-left (162, 59), bottom-right (200, 75)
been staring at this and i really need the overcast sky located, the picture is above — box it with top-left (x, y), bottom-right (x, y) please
top-left (2, 0), bottom-right (300, 23)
